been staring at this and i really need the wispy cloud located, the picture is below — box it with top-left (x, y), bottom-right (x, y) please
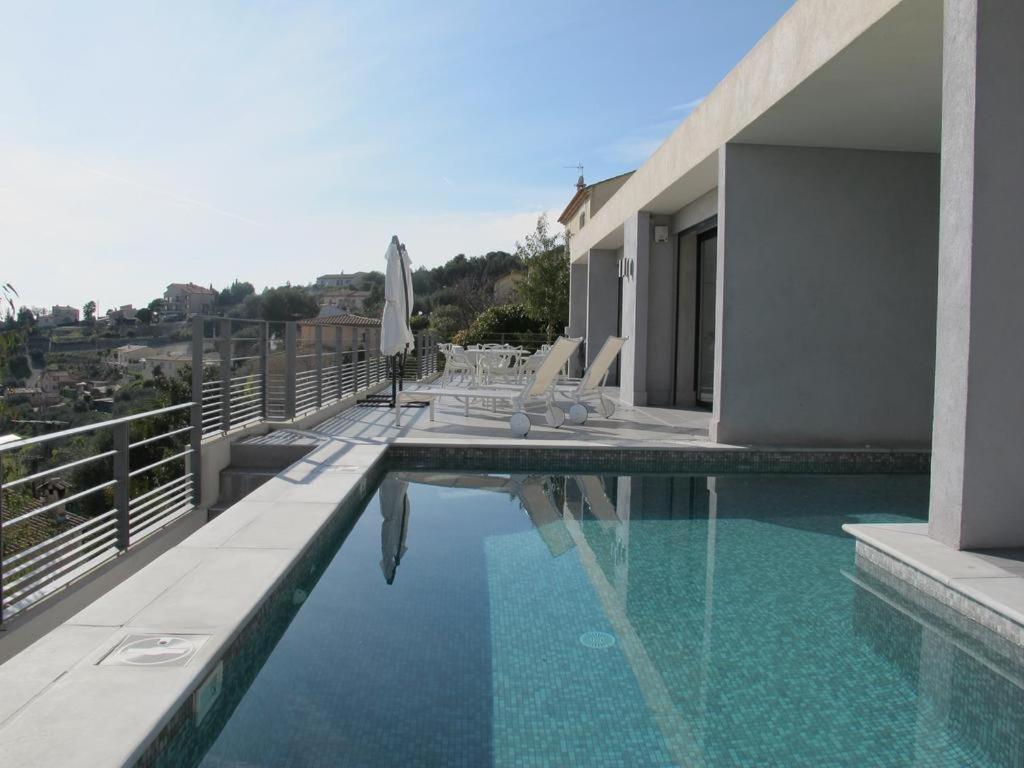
top-left (440, 176), bottom-right (455, 188)
top-left (669, 96), bottom-right (704, 113)
top-left (71, 160), bottom-right (260, 226)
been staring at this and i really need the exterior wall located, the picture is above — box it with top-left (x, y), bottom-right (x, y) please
top-left (568, 262), bottom-right (588, 375)
top-left (586, 250), bottom-right (619, 385)
top-left (929, 0), bottom-right (1024, 549)
top-left (712, 143), bottom-right (939, 446)
top-left (672, 188), bottom-right (718, 234)
top-left (589, 173), bottom-right (634, 217)
top-left (619, 213), bottom-right (650, 405)
top-left (645, 215), bottom-right (676, 406)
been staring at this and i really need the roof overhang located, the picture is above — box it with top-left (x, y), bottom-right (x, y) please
top-left (570, 0), bottom-right (942, 263)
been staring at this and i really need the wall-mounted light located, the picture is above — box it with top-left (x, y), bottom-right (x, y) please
top-left (654, 225), bottom-right (669, 243)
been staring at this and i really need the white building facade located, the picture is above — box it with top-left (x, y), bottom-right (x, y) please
top-left (564, 0), bottom-right (1024, 550)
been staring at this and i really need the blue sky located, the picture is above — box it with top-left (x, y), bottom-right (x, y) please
top-left (0, 0), bottom-right (793, 312)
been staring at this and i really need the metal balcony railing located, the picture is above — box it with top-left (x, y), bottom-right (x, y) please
top-left (0, 402), bottom-right (196, 622)
top-left (0, 318), bottom-right (440, 623)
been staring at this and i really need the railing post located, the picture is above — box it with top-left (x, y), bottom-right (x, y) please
top-left (284, 322), bottom-right (297, 419)
top-left (350, 330), bottom-right (358, 395)
top-left (113, 421), bottom-right (130, 551)
top-left (259, 321), bottom-right (268, 420)
top-left (191, 317), bottom-right (204, 507)
top-left (314, 325), bottom-right (323, 410)
top-left (0, 454), bottom-right (5, 625)
top-left (219, 319), bottom-right (232, 433)
top-left (335, 326), bottom-right (343, 401)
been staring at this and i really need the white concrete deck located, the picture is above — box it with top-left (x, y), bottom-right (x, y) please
top-left (305, 387), bottom-right (715, 447)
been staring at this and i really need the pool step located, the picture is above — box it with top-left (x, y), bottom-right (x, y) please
top-left (208, 432), bottom-right (322, 519)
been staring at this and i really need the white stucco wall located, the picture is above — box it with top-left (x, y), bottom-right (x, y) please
top-left (712, 143), bottom-right (939, 446)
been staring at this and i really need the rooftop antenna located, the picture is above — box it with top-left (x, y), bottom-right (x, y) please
top-left (563, 163), bottom-right (584, 191)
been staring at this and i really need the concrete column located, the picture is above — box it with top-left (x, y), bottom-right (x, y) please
top-left (568, 261), bottom-right (588, 376)
top-left (929, 0), bottom-right (1024, 549)
top-left (586, 249), bottom-right (619, 382)
top-left (619, 212), bottom-right (651, 406)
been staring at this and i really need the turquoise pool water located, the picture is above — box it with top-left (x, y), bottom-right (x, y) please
top-left (156, 472), bottom-right (1024, 767)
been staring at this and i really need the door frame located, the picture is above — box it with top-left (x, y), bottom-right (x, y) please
top-left (694, 227), bottom-right (718, 406)
top-left (670, 217), bottom-right (718, 408)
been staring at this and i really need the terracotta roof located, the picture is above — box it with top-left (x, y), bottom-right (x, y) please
top-left (299, 314), bottom-right (380, 327)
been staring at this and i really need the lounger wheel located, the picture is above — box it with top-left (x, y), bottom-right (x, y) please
top-left (545, 404), bottom-right (565, 428)
top-left (568, 403), bottom-right (588, 425)
top-left (510, 411), bottom-right (531, 438)
top-left (598, 396), bottom-right (616, 419)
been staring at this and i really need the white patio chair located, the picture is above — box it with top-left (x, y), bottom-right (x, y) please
top-left (441, 345), bottom-right (476, 385)
top-left (395, 337), bottom-right (583, 437)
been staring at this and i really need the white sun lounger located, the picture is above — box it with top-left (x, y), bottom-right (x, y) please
top-left (476, 335), bottom-right (626, 425)
top-left (558, 336), bottom-right (626, 424)
top-left (394, 336), bottom-right (582, 437)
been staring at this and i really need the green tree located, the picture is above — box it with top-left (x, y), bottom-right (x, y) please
top-left (246, 286), bottom-right (319, 322)
top-left (135, 307), bottom-right (154, 324)
top-left (428, 304), bottom-right (470, 340)
top-left (148, 298), bottom-right (167, 314)
top-left (83, 300), bottom-right (97, 324)
top-left (516, 215), bottom-right (569, 340)
top-left (1, 283), bottom-right (21, 368)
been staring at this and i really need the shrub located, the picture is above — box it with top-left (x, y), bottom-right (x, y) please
top-left (451, 304), bottom-right (545, 346)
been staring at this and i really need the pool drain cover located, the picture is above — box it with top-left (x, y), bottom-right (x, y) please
top-left (100, 634), bottom-right (207, 667)
top-left (579, 631), bottom-right (616, 649)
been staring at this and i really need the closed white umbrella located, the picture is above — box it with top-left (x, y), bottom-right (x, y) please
top-left (381, 235), bottom-right (415, 357)
top-left (379, 476), bottom-right (410, 584)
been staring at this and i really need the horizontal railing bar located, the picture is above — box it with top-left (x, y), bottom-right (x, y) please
top-left (131, 499), bottom-right (192, 536)
top-left (228, 373), bottom-right (261, 384)
top-left (230, 355), bottom-right (262, 362)
top-left (130, 488), bottom-right (193, 528)
top-left (227, 404), bottom-right (262, 418)
top-left (2, 481), bottom-right (117, 529)
top-left (129, 425), bottom-right (192, 450)
top-left (128, 448), bottom-right (193, 479)
top-left (2, 509), bottom-right (118, 568)
top-left (129, 472), bottom-right (192, 506)
top-left (0, 402), bottom-right (192, 453)
top-left (229, 392), bottom-right (263, 405)
top-left (130, 482), bottom-right (191, 518)
top-left (2, 450), bottom-right (117, 490)
top-left (3, 518), bottom-right (118, 580)
top-left (4, 536), bottom-right (119, 607)
top-left (129, 475), bottom-right (193, 514)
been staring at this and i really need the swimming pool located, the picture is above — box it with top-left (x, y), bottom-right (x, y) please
top-left (152, 471), bottom-right (1024, 767)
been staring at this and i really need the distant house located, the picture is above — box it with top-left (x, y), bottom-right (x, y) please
top-left (51, 305), bottom-right (79, 325)
top-left (298, 314), bottom-right (380, 352)
top-left (112, 344), bottom-right (148, 371)
top-left (38, 369), bottom-right (73, 395)
top-left (493, 271), bottom-right (525, 304)
top-left (318, 289), bottom-right (370, 314)
top-left (164, 283), bottom-right (216, 316)
top-left (105, 305), bottom-right (138, 324)
top-left (35, 305), bottom-right (80, 328)
top-left (315, 272), bottom-right (367, 290)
